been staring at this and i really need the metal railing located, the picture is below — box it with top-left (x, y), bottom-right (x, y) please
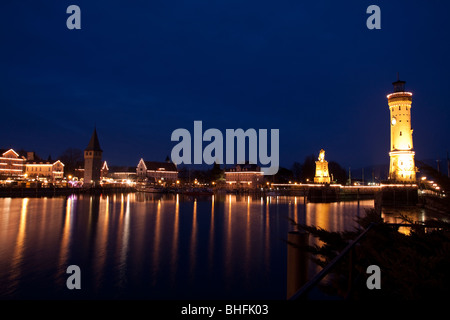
top-left (289, 222), bottom-right (376, 300)
top-left (288, 220), bottom-right (448, 300)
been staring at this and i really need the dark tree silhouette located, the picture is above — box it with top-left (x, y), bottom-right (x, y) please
top-left (328, 161), bottom-right (347, 184)
top-left (289, 209), bottom-right (450, 300)
top-left (291, 162), bottom-right (302, 181)
top-left (59, 148), bottom-right (83, 176)
top-left (274, 167), bottom-right (294, 183)
top-left (300, 154), bottom-right (316, 182)
top-left (210, 161), bottom-right (224, 182)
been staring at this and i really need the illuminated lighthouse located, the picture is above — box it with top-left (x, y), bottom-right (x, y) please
top-left (387, 77), bottom-right (417, 182)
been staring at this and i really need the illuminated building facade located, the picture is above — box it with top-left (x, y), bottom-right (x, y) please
top-left (314, 149), bottom-right (331, 184)
top-left (25, 160), bottom-right (64, 181)
top-left (1, 148), bottom-right (65, 181)
top-left (100, 161), bottom-right (109, 179)
top-left (225, 163), bottom-right (264, 187)
top-left (387, 79), bottom-right (417, 182)
top-left (0, 149), bottom-right (26, 177)
top-left (137, 159), bottom-right (178, 183)
top-left (83, 128), bottom-right (103, 186)
top-left (108, 167), bottom-right (137, 181)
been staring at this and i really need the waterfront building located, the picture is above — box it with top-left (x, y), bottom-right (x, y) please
top-left (225, 163), bottom-right (264, 187)
top-left (0, 149), bottom-right (26, 178)
top-left (314, 149), bottom-right (331, 184)
top-left (100, 161), bottom-right (109, 179)
top-left (1, 148), bottom-right (65, 182)
top-left (387, 78), bottom-right (417, 182)
top-left (83, 128), bottom-right (103, 187)
top-left (136, 159), bottom-right (178, 183)
top-left (25, 160), bottom-right (64, 182)
top-left (108, 166), bottom-right (137, 181)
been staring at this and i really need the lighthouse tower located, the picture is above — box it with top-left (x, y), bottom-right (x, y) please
top-left (387, 78), bottom-right (417, 182)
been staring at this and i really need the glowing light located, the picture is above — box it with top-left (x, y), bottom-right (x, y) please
top-left (0, 158), bottom-right (24, 161)
top-left (1, 149), bottom-right (20, 157)
top-left (386, 92), bottom-right (413, 99)
top-left (224, 171), bottom-right (264, 175)
top-left (145, 170), bottom-right (178, 174)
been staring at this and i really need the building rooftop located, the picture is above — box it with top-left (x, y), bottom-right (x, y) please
top-left (85, 128), bottom-right (102, 152)
top-left (142, 161), bottom-right (177, 172)
top-left (226, 163), bottom-right (261, 172)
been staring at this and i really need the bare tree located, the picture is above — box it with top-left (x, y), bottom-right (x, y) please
top-left (59, 148), bottom-right (83, 175)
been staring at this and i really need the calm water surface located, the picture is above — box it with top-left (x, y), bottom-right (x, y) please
top-left (0, 193), bottom-right (435, 300)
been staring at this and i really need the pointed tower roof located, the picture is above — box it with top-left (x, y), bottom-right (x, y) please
top-left (85, 128), bottom-right (102, 152)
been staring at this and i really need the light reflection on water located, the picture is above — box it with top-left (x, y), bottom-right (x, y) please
top-left (381, 205), bottom-right (450, 235)
top-left (0, 193), bottom-right (420, 300)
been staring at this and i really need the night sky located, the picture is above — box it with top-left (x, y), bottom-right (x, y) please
top-left (1, 1), bottom-right (449, 172)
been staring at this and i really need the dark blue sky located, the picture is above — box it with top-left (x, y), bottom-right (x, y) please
top-left (1, 0), bottom-right (449, 170)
